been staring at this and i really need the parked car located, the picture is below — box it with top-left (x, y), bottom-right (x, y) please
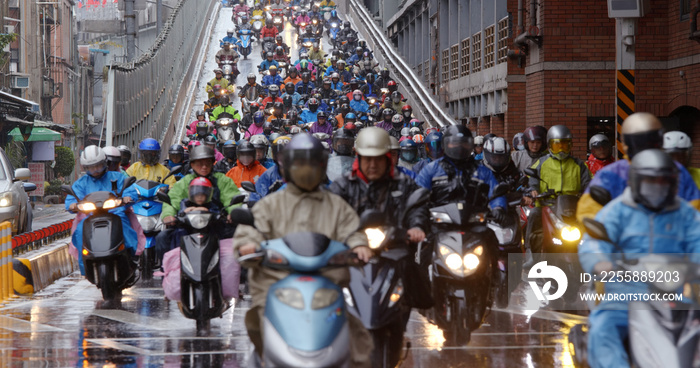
top-left (0, 148), bottom-right (36, 234)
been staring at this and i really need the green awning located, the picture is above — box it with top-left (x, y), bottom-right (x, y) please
top-left (9, 127), bottom-right (62, 142)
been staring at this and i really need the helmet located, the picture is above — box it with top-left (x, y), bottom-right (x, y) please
top-left (307, 98), bottom-right (319, 112)
top-left (425, 132), bottom-right (443, 159)
top-left (288, 68), bottom-right (298, 76)
top-left (401, 104), bottom-right (412, 118)
top-left (355, 127), bottom-right (391, 157)
top-left (269, 65), bottom-right (278, 73)
top-left (168, 144), bottom-right (184, 164)
top-left (523, 125), bottom-right (548, 154)
top-left (189, 177), bottom-right (214, 204)
top-left (387, 80), bottom-right (397, 90)
top-left (196, 121), bottom-right (210, 136)
top-left (621, 113), bottom-right (664, 160)
top-left (285, 82), bottom-right (295, 93)
top-left (330, 9), bottom-right (337, 18)
top-left (589, 134), bottom-right (612, 155)
top-left (275, 46), bottom-right (284, 55)
top-left (250, 134), bottom-right (270, 160)
top-left (484, 133), bottom-right (497, 142)
top-left (187, 140), bottom-right (202, 151)
top-left (391, 114), bottom-right (403, 127)
top-left (203, 135), bottom-right (218, 148)
top-left (483, 137), bottom-right (511, 172)
top-left (275, 35), bottom-right (283, 42)
top-left (222, 140), bottom-right (237, 160)
top-left (250, 102), bottom-right (261, 114)
top-left (103, 146), bottom-right (122, 170)
top-left (195, 110), bottom-right (205, 118)
top-left (399, 139), bottom-right (418, 163)
top-left (413, 134), bottom-right (425, 144)
top-left (220, 95), bottom-right (230, 106)
top-left (316, 110), bottom-right (328, 119)
top-left (473, 135), bottom-right (484, 146)
top-left (442, 125), bottom-right (474, 161)
top-left (409, 127), bottom-right (421, 137)
top-left (663, 131), bottom-right (692, 165)
top-left (268, 84), bottom-right (280, 96)
top-left (333, 128), bottom-right (355, 156)
top-left (352, 89), bottom-right (362, 100)
top-left (512, 132), bottom-right (525, 151)
top-left (138, 138), bottom-right (161, 166)
top-left (391, 91), bottom-right (401, 103)
top-left (337, 59), bottom-right (347, 67)
top-left (81, 145), bottom-right (107, 178)
top-left (271, 135), bottom-right (292, 162)
top-left (117, 145), bottom-right (132, 166)
top-left (629, 149), bottom-right (679, 211)
top-left (322, 78), bottom-right (331, 86)
top-left (189, 145), bottom-right (215, 162)
top-left (343, 122), bottom-right (358, 133)
top-left (266, 52), bottom-right (273, 59)
top-left (247, 73), bottom-right (256, 82)
top-left (389, 136), bottom-right (400, 155)
top-left (289, 126), bottom-right (303, 135)
top-left (331, 72), bottom-right (340, 80)
top-left (299, 60), bottom-right (309, 70)
top-left (282, 95), bottom-right (293, 108)
top-left (355, 46), bottom-right (363, 54)
top-left (409, 119), bottom-right (421, 129)
top-left (253, 111), bottom-right (266, 126)
top-left (214, 68), bottom-right (223, 74)
top-left (366, 73), bottom-right (376, 84)
top-left (338, 96), bottom-right (350, 106)
top-left (382, 108), bottom-right (394, 120)
top-left (344, 21), bottom-right (351, 28)
top-left (546, 125), bottom-right (573, 160)
top-left (345, 112), bottom-right (357, 122)
top-left (237, 140), bottom-right (257, 166)
top-left (281, 134), bottom-right (328, 191)
top-left (380, 68), bottom-right (390, 78)
top-left (400, 127), bottom-right (411, 137)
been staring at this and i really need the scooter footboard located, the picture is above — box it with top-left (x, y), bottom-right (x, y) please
top-left (264, 275), bottom-right (348, 362)
top-left (629, 304), bottom-right (699, 368)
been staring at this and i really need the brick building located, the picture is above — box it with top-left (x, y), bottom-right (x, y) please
top-left (370, 0), bottom-right (700, 162)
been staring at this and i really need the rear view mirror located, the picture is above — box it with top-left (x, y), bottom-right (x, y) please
top-left (14, 168), bottom-right (30, 181)
top-left (120, 176), bottom-right (136, 196)
top-left (23, 182), bottom-right (37, 192)
top-left (61, 184), bottom-right (76, 198)
top-left (230, 208), bottom-right (255, 227)
top-left (162, 165), bottom-right (183, 183)
top-left (589, 185), bottom-right (612, 206)
top-left (489, 184), bottom-right (510, 200)
top-left (582, 218), bottom-right (610, 242)
top-left (524, 168), bottom-right (539, 180)
top-left (156, 190), bottom-right (171, 205)
top-left (231, 195), bottom-right (246, 206)
top-left (241, 181), bottom-right (257, 193)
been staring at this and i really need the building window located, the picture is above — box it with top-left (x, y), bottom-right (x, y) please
top-left (442, 49), bottom-right (450, 81)
top-left (497, 17), bottom-right (509, 64)
top-left (461, 38), bottom-right (470, 76)
top-left (472, 32), bottom-right (482, 72)
top-left (450, 44), bottom-right (459, 80)
top-left (484, 26), bottom-right (495, 69)
top-left (681, 0), bottom-right (692, 20)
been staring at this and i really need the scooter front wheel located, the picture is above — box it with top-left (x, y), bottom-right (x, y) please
top-left (98, 263), bottom-right (122, 302)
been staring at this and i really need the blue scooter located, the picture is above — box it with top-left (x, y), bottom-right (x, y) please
top-left (238, 28), bottom-right (253, 60)
top-left (133, 178), bottom-right (170, 280)
top-left (239, 230), bottom-right (366, 367)
top-left (328, 21), bottom-right (340, 48)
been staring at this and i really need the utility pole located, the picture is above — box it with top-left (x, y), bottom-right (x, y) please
top-left (125, 0), bottom-right (136, 61)
top-left (156, 0), bottom-right (163, 35)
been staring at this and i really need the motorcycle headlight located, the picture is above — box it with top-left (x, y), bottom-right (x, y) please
top-left (331, 23), bottom-right (337, 27)
top-left (275, 287), bottom-right (305, 309)
top-left (135, 214), bottom-right (160, 232)
top-left (102, 198), bottom-right (122, 209)
top-left (431, 211), bottom-right (452, 223)
top-left (218, 119), bottom-right (232, 126)
top-left (445, 253), bottom-right (463, 271)
top-left (186, 213), bottom-right (212, 229)
top-left (78, 202), bottom-right (97, 212)
top-left (206, 250), bottom-right (220, 274)
top-left (463, 253), bottom-right (480, 271)
top-left (365, 228), bottom-right (385, 249)
top-left (311, 288), bottom-right (339, 309)
top-left (560, 225), bottom-right (581, 242)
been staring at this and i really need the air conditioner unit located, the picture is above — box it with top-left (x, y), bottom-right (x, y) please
top-left (10, 74), bottom-right (30, 89)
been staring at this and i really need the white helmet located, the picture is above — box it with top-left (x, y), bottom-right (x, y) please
top-left (474, 135), bottom-right (484, 145)
top-left (249, 134), bottom-right (270, 148)
top-left (80, 145), bottom-right (106, 166)
top-left (103, 145), bottom-right (121, 159)
top-left (663, 131), bottom-right (692, 151)
top-left (227, 28), bottom-right (234, 35)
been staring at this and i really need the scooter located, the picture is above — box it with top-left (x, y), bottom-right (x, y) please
top-left (421, 183), bottom-right (507, 345)
top-left (238, 28), bottom-right (254, 59)
top-left (239, 227), bottom-right (367, 367)
top-left (251, 15), bottom-right (264, 38)
top-left (61, 177), bottom-right (138, 302)
top-left (328, 21), bottom-right (340, 47)
top-left (239, 85), bottom-right (265, 115)
top-left (488, 206), bottom-right (524, 309)
top-left (320, 6), bottom-right (335, 21)
top-left (220, 59), bottom-right (239, 84)
top-left (271, 10), bottom-right (285, 32)
top-left (260, 37), bottom-right (276, 59)
top-left (132, 177), bottom-right (171, 281)
top-left (215, 117), bottom-right (237, 143)
top-left (344, 190), bottom-right (429, 368)
top-left (568, 218), bottom-right (700, 368)
top-left (157, 191), bottom-right (245, 333)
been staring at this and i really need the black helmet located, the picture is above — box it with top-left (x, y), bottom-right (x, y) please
top-left (282, 95), bottom-right (293, 108)
top-left (266, 52), bottom-right (273, 59)
top-left (629, 149), bottom-right (679, 211)
top-left (483, 137), bottom-right (511, 172)
top-left (168, 144), bottom-right (184, 163)
top-left (442, 125), bottom-right (474, 161)
top-left (117, 145), bottom-right (132, 165)
top-left (307, 98), bottom-right (319, 112)
top-left (316, 110), bottom-right (327, 119)
top-left (344, 21), bottom-right (351, 28)
top-left (285, 82), bottom-right (295, 93)
top-left (237, 140), bottom-right (256, 166)
top-left (275, 35), bottom-right (283, 42)
top-left (281, 133), bottom-right (327, 191)
top-left (189, 145), bottom-right (215, 162)
top-left (333, 128), bottom-right (355, 156)
top-left (203, 135), bottom-right (218, 147)
top-left (222, 140), bottom-right (237, 160)
top-left (247, 73), bottom-right (256, 82)
top-left (382, 108), bottom-right (394, 120)
top-left (338, 96), bottom-right (350, 106)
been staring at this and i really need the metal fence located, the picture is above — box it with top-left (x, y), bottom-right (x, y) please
top-left (105, 0), bottom-right (216, 151)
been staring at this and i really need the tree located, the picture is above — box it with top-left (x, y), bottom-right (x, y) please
top-left (54, 146), bottom-right (75, 178)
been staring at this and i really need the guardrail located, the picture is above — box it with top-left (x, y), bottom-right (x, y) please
top-left (12, 220), bottom-right (73, 256)
top-left (105, 0), bottom-right (217, 151)
top-left (345, 0), bottom-right (456, 128)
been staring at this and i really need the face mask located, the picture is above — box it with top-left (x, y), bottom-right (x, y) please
top-left (354, 95), bottom-right (361, 101)
top-left (401, 151), bottom-right (416, 162)
top-left (290, 164), bottom-right (323, 191)
top-left (239, 155), bottom-right (254, 166)
top-left (639, 181), bottom-right (671, 210)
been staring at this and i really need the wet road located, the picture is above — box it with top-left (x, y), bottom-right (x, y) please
top-left (1, 5), bottom-right (585, 368)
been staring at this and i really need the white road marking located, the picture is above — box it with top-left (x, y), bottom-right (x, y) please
top-left (91, 309), bottom-right (189, 331)
top-left (0, 316), bottom-right (66, 332)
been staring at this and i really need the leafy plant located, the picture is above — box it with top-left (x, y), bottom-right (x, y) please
top-left (54, 146), bottom-right (75, 178)
top-left (4, 141), bottom-right (26, 169)
top-left (0, 33), bottom-right (17, 70)
top-left (44, 179), bottom-right (64, 196)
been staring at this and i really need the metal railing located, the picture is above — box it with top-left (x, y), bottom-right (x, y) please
top-left (346, 0), bottom-right (456, 127)
top-left (104, 0), bottom-right (216, 151)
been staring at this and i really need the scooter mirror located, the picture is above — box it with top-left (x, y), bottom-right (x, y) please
top-left (489, 183), bottom-right (510, 200)
top-left (230, 207), bottom-right (255, 227)
top-left (231, 194), bottom-right (246, 206)
top-left (241, 181), bottom-right (257, 193)
top-left (120, 176), bottom-right (137, 196)
top-left (61, 184), bottom-right (77, 198)
top-left (589, 185), bottom-right (612, 206)
top-left (162, 165), bottom-right (183, 183)
top-left (524, 168), bottom-right (539, 180)
top-left (359, 209), bottom-right (384, 229)
top-left (238, 251), bottom-right (265, 268)
top-left (156, 190), bottom-right (171, 205)
top-left (582, 218), bottom-right (610, 242)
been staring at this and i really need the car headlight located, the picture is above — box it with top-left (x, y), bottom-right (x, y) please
top-left (135, 214), bottom-right (160, 232)
top-left (78, 202), bottom-right (96, 212)
top-left (365, 228), bottom-right (385, 249)
top-left (431, 211), bottom-right (452, 223)
top-left (0, 192), bottom-right (13, 207)
top-left (275, 287), bottom-right (305, 309)
top-left (311, 288), bottom-right (339, 309)
top-left (102, 198), bottom-right (122, 209)
top-left (560, 225), bottom-right (581, 242)
top-left (186, 213), bottom-right (212, 229)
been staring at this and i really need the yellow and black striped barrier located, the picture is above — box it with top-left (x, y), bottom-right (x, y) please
top-left (616, 70), bottom-right (635, 159)
top-left (0, 222), bottom-right (13, 303)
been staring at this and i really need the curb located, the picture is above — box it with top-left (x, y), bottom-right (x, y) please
top-left (12, 242), bottom-right (77, 295)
